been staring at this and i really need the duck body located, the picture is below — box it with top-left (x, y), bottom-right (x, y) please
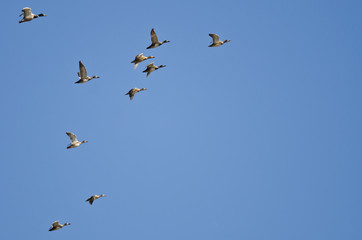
top-left (131, 53), bottom-right (155, 69)
top-left (67, 141), bottom-right (84, 149)
top-left (142, 62), bottom-right (166, 77)
top-left (76, 61), bottom-right (99, 84)
top-left (19, 7), bottom-right (46, 23)
top-left (125, 88), bottom-right (147, 100)
top-left (86, 194), bottom-right (106, 205)
top-left (208, 34), bottom-right (230, 47)
top-left (146, 28), bottom-right (170, 49)
top-left (49, 221), bottom-right (70, 231)
top-left (66, 132), bottom-right (88, 149)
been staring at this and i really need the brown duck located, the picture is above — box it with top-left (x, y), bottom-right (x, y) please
top-left (142, 63), bottom-right (165, 77)
top-left (131, 53), bottom-right (155, 69)
top-left (208, 34), bottom-right (230, 47)
top-left (125, 88), bottom-right (147, 100)
top-left (146, 28), bottom-right (170, 49)
top-left (86, 194), bottom-right (106, 205)
top-left (49, 221), bottom-right (70, 231)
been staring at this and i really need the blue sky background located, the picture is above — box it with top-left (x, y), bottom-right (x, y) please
top-left (1, 0), bottom-right (361, 239)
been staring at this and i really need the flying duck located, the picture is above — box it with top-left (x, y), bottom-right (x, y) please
top-left (66, 132), bottom-right (88, 149)
top-left (86, 194), bottom-right (106, 205)
top-left (76, 61), bottom-right (100, 84)
top-left (19, 7), bottom-right (46, 23)
top-left (49, 221), bottom-right (70, 231)
top-left (142, 62), bottom-right (165, 77)
top-left (208, 34), bottom-right (230, 47)
top-left (131, 53), bottom-right (155, 69)
top-left (146, 28), bottom-right (170, 49)
top-left (125, 88), bottom-right (147, 100)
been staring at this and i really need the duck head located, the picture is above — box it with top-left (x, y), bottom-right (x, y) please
top-left (92, 76), bottom-right (100, 79)
top-left (162, 40), bottom-right (170, 44)
top-left (82, 140), bottom-right (88, 143)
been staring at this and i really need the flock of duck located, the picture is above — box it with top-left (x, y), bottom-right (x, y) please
top-left (19, 6), bottom-right (231, 232)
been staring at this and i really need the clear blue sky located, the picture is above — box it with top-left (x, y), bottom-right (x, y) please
top-left (1, 0), bottom-right (361, 239)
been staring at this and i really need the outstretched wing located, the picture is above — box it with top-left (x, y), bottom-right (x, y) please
top-left (86, 196), bottom-right (94, 205)
top-left (209, 34), bottom-right (220, 43)
top-left (22, 7), bottom-right (32, 18)
top-left (79, 61), bottom-right (88, 78)
top-left (66, 132), bottom-right (78, 144)
top-left (146, 62), bottom-right (155, 68)
top-left (150, 29), bottom-right (159, 43)
top-left (52, 221), bottom-right (59, 227)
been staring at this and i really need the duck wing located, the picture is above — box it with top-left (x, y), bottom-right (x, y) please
top-left (66, 132), bottom-right (78, 144)
top-left (146, 62), bottom-right (155, 68)
top-left (209, 34), bottom-right (220, 43)
top-left (22, 7), bottom-right (32, 18)
top-left (86, 196), bottom-right (95, 205)
top-left (150, 29), bottom-right (159, 43)
top-left (136, 53), bottom-right (143, 60)
top-left (52, 221), bottom-right (60, 227)
top-left (79, 61), bottom-right (88, 79)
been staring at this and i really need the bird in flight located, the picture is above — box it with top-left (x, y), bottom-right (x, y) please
top-left (19, 7), bottom-right (46, 23)
top-left (76, 61), bottom-right (100, 84)
top-left (66, 132), bottom-right (88, 149)
top-left (208, 34), bottom-right (230, 47)
top-left (86, 194), bottom-right (106, 205)
top-left (131, 53), bottom-right (155, 69)
top-left (125, 88), bottom-right (147, 100)
top-left (147, 28), bottom-right (170, 49)
top-left (48, 221), bottom-right (70, 231)
top-left (143, 62), bottom-right (166, 77)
